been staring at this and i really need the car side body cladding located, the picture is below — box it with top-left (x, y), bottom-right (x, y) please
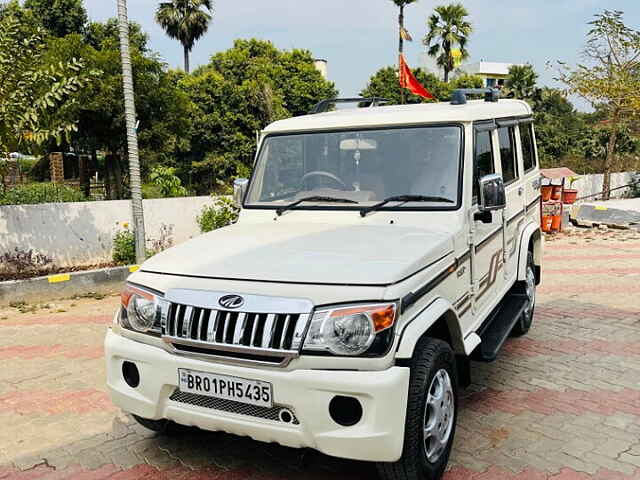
top-left (517, 223), bottom-right (542, 284)
top-left (395, 298), bottom-right (466, 359)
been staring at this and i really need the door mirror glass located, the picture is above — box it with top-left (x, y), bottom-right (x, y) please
top-left (479, 173), bottom-right (506, 212)
top-left (233, 178), bottom-right (249, 209)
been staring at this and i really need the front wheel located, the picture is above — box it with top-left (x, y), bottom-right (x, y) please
top-left (377, 338), bottom-right (458, 480)
top-left (512, 251), bottom-right (536, 336)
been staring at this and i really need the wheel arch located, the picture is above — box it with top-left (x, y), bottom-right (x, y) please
top-left (395, 298), bottom-right (466, 359)
top-left (518, 223), bottom-right (542, 284)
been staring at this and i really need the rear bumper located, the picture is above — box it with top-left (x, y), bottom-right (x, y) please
top-left (105, 329), bottom-right (410, 462)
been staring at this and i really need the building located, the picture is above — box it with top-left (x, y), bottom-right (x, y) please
top-left (456, 61), bottom-right (522, 88)
top-left (313, 59), bottom-right (328, 79)
top-left (418, 54), bottom-right (521, 88)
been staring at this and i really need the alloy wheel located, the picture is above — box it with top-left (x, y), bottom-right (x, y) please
top-left (423, 369), bottom-right (455, 463)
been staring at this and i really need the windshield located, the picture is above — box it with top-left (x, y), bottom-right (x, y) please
top-left (246, 125), bottom-right (462, 209)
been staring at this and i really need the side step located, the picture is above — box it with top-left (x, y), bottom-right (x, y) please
top-left (471, 293), bottom-right (529, 362)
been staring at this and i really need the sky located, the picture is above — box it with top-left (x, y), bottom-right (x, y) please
top-left (85, 0), bottom-right (639, 111)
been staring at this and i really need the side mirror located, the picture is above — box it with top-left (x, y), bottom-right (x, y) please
top-left (233, 178), bottom-right (249, 209)
top-left (479, 173), bottom-right (506, 212)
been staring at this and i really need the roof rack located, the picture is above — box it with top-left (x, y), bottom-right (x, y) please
top-left (309, 97), bottom-right (390, 114)
top-left (450, 88), bottom-right (500, 105)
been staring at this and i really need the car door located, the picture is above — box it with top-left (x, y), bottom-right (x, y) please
top-left (496, 120), bottom-right (524, 284)
top-left (471, 122), bottom-right (504, 317)
top-left (517, 120), bottom-right (542, 226)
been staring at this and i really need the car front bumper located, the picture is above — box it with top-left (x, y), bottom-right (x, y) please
top-left (104, 328), bottom-right (410, 462)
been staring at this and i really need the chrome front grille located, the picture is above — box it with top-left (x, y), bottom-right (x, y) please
top-left (165, 307), bottom-right (306, 351)
top-left (160, 289), bottom-right (313, 366)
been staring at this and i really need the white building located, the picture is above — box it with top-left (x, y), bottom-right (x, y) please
top-left (418, 54), bottom-right (521, 88)
top-left (456, 61), bottom-right (522, 88)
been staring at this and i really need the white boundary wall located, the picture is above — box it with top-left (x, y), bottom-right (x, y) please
top-left (572, 172), bottom-right (638, 200)
top-left (0, 196), bottom-right (215, 270)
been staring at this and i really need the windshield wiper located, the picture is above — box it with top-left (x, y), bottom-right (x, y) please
top-left (276, 196), bottom-right (359, 216)
top-left (360, 194), bottom-right (454, 217)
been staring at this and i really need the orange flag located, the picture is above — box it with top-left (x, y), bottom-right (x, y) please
top-left (399, 54), bottom-right (434, 100)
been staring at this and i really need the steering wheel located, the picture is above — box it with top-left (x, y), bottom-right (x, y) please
top-left (301, 171), bottom-right (348, 190)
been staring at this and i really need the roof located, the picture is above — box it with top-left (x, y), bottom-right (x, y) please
top-left (540, 167), bottom-right (577, 180)
top-left (264, 99), bottom-right (533, 133)
top-left (459, 61), bottom-right (521, 76)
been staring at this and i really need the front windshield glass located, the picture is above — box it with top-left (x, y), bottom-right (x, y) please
top-left (246, 125), bottom-right (462, 208)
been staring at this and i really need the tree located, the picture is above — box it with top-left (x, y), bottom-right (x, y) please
top-left (557, 10), bottom-right (640, 199)
top-left (43, 22), bottom-right (192, 199)
top-left (181, 39), bottom-right (337, 192)
top-left (532, 88), bottom-right (587, 167)
top-left (23, 0), bottom-right (87, 37)
top-left (361, 66), bottom-right (482, 104)
top-left (390, 0), bottom-right (419, 104)
top-left (149, 165), bottom-right (188, 197)
top-left (0, 14), bottom-right (95, 157)
top-left (117, 0), bottom-right (146, 264)
top-left (85, 18), bottom-right (149, 53)
top-left (155, 0), bottom-right (213, 73)
top-left (423, 3), bottom-right (472, 82)
top-left (505, 64), bottom-right (538, 100)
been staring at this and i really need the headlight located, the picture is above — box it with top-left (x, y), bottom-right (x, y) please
top-left (303, 303), bottom-right (397, 356)
top-left (119, 285), bottom-right (163, 333)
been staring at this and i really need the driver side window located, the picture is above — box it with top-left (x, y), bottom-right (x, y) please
top-left (260, 137), bottom-right (304, 201)
top-left (473, 129), bottom-right (495, 203)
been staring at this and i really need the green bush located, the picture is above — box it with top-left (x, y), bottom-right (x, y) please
top-left (0, 182), bottom-right (85, 205)
top-left (197, 196), bottom-right (238, 233)
top-left (112, 230), bottom-right (136, 265)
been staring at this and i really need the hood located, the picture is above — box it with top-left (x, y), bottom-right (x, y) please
top-left (141, 221), bottom-right (454, 286)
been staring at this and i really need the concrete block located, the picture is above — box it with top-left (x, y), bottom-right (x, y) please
top-left (0, 265), bottom-right (131, 305)
top-left (570, 204), bottom-right (640, 229)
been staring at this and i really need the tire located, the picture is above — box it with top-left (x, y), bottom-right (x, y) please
top-left (132, 414), bottom-right (169, 433)
top-left (512, 251), bottom-right (536, 337)
top-left (377, 338), bottom-right (458, 480)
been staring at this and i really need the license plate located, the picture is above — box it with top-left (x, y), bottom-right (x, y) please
top-left (178, 369), bottom-right (273, 408)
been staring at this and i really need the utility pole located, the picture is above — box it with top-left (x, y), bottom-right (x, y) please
top-left (116, 0), bottom-right (146, 264)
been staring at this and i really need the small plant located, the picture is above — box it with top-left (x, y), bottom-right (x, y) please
top-left (568, 176), bottom-right (581, 189)
top-left (197, 196), bottom-right (239, 233)
top-left (148, 223), bottom-right (174, 255)
top-left (9, 301), bottom-right (37, 314)
top-left (112, 230), bottom-right (136, 265)
top-left (113, 224), bottom-right (173, 264)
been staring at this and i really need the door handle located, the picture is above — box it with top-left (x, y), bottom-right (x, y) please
top-left (518, 186), bottom-right (524, 196)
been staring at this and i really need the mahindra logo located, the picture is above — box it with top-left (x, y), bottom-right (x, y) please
top-left (219, 294), bottom-right (244, 309)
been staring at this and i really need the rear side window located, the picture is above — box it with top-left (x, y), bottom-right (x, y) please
top-left (497, 127), bottom-right (517, 184)
top-left (473, 130), bottom-right (495, 201)
top-left (520, 123), bottom-right (536, 172)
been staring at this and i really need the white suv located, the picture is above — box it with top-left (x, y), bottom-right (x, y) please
top-left (105, 90), bottom-right (542, 480)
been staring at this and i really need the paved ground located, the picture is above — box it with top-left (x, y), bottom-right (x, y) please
top-left (1, 228), bottom-right (639, 480)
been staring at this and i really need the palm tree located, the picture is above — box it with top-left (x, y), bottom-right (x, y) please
top-left (390, 0), bottom-right (419, 104)
top-left (505, 64), bottom-right (538, 99)
top-left (116, 0), bottom-right (146, 263)
top-left (155, 0), bottom-right (213, 74)
top-left (423, 3), bottom-right (472, 82)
